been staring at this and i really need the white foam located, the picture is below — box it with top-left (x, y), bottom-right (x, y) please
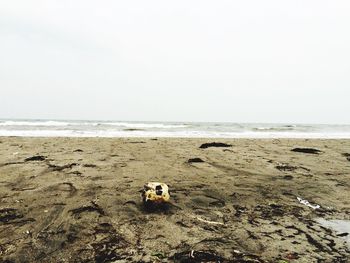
top-left (0, 120), bottom-right (188, 129)
top-left (1, 120), bottom-right (350, 138)
top-left (104, 122), bottom-right (188, 129)
top-left (0, 120), bottom-right (71, 126)
top-left (1, 129), bottom-right (350, 138)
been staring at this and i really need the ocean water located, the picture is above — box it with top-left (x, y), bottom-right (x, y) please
top-left (0, 119), bottom-right (350, 138)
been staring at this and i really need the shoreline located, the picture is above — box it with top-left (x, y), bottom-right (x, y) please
top-left (1, 137), bottom-right (349, 262)
top-left (0, 135), bottom-right (350, 141)
top-left (2, 120), bottom-right (350, 139)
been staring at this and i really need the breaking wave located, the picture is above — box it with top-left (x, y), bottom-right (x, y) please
top-left (0, 119), bottom-right (350, 138)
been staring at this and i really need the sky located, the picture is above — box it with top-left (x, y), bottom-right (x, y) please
top-left (0, 0), bottom-right (349, 124)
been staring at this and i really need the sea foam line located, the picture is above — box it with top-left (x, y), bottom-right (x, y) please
top-left (1, 129), bottom-right (350, 138)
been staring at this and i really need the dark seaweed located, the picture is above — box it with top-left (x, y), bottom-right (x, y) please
top-left (199, 142), bottom-right (232, 149)
top-left (188, 158), bottom-right (205, 163)
top-left (291, 148), bottom-right (322, 154)
top-left (25, 155), bottom-right (46, 161)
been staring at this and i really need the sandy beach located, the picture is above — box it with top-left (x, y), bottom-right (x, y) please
top-left (0, 137), bottom-right (349, 262)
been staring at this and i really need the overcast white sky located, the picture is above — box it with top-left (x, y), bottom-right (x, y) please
top-left (0, 0), bottom-right (349, 124)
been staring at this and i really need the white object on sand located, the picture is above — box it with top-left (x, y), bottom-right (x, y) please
top-left (141, 182), bottom-right (170, 205)
top-left (297, 197), bottom-right (320, 209)
top-left (192, 216), bottom-right (224, 225)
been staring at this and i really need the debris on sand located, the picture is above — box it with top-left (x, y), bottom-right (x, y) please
top-left (291, 148), bottom-right (322, 154)
top-left (199, 142), bottom-right (232, 149)
top-left (188, 158), bottom-right (205, 163)
top-left (24, 155), bottom-right (46, 161)
top-left (83, 164), bottom-right (97, 168)
top-left (275, 163), bottom-right (297, 171)
top-left (0, 208), bottom-right (23, 223)
top-left (191, 215), bottom-right (224, 225)
top-left (141, 182), bottom-right (170, 209)
top-left (297, 197), bottom-right (320, 209)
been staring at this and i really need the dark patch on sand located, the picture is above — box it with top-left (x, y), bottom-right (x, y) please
top-left (123, 128), bottom-right (145, 131)
top-left (275, 164), bottom-right (297, 171)
top-left (92, 234), bottom-right (127, 262)
top-left (0, 161), bottom-right (24, 167)
top-left (83, 164), bottom-right (97, 168)
top-left (48, 163), bottom-right (78, 171)
top-left (68, 171), bottom-right (83, 176)
top-left (337, 232), bottom-right (349, 237)
top-left (200, 142), bottom-right (232, 149)
top-left (0, 208), bottom-right (23, 223)
top-left (188, 158), bottom-right (205, 163)
top-left (69, 202), bottom-right (105, 216)
top-left (25, 155), bottom-right (46, 161)
top-left (291, 148), bottom-right (322, 154)
top-left (199, 142), bottom-right (232, 149)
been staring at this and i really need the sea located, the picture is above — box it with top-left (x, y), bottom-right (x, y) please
top-left (0, 119), bottom-right (350, 138)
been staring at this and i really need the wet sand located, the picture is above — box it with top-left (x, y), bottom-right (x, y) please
top-left (0, 137), bottom-right (349, 262)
